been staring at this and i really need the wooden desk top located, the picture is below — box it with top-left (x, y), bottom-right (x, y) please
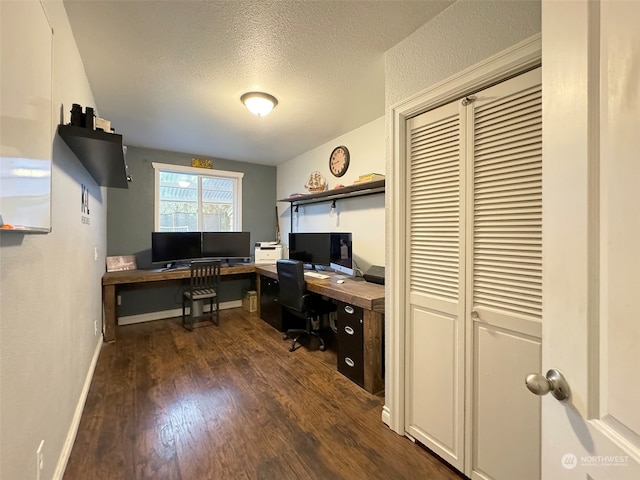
top-left (102, 263), bottom-right (256, 286)
top-left (255, 265), bottom-right (385, 313)
top-left (102, 263), bottom-right (384, 314)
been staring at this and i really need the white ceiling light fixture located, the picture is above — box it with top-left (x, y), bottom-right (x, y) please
top-left (241, 92), bottom-right (278, 117)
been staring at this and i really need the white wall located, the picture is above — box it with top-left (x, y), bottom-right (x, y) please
top-left (277, 117), bottom-right (385, 272)
top-left (0, 1), bottom-right (106, 479)
top-left (385, 0), bottom-right (542, 107)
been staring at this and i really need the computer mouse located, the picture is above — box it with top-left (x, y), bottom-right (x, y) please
top-left (337, 279), bottom-right (345, 284)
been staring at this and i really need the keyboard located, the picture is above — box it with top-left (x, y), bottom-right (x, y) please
top-left (304, 271), bottom-right (330, 279)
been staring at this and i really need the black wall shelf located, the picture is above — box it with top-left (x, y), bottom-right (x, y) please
top-left (58, 124), bottom-right (129, 188)
top-left (278, 179), bottom-right (385, 207)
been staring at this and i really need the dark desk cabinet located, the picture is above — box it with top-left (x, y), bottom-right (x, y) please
top-left (254, 265), bottom-right (384, 395)
top-left (336, 300), bottom-right (364, 387)
top-left (259, 276), bottom-right (283, 330)
top-left (258, 275), bottom-right (319, 333)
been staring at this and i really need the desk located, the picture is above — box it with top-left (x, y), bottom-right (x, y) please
top-left (102, 264), bottom-right (255, 342)
top-left (255, 265), bottom-right (385, 395)
top-left (102, 264), bottom-right (385, 395)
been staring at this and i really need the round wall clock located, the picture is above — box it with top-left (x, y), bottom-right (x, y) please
top-left (329, 145), bottom-right (350, 177)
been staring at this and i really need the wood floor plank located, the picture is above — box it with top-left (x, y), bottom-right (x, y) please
top-left (134, 423), bottom-right (181, 480)
top-left (63, 309), bottom-right (463, 480)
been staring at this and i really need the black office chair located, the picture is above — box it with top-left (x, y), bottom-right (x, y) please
top-left (276, 259), bottom-right (336, 352)
top-left (182, 260), bottom-right (221, 331)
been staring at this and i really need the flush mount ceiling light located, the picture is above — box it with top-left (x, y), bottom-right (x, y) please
top-left (240, 91), bottom-right (278, 117)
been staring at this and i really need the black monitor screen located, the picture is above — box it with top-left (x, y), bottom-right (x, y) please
top-left (288, 232), bottom-right (332, 268)
top-left (151, 232), bottom-right (202, 264)
top-left (330, 232), bottom-right (353, 275)
top-left (202, 231), bottom-right (251, 259)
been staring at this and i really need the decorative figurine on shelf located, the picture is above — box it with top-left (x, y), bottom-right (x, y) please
top-left (304, 171), bottom-right (327, 193)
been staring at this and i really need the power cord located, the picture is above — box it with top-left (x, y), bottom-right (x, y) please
top-left (352, 259), bottom-right (365, 278)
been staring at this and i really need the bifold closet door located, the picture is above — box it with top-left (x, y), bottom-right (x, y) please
top-left (405, 67), bottom-right (542, 479)
top-left (466, 67), bottom-right (541, 480)
top-left (405, 101), bottom-right (466, 471)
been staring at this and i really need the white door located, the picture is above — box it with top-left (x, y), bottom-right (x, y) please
top-left (540, 1), bottom-right (640, 478)
top-left (467, 68), bottom-right (542, 480)
top-left (405, 68), bottom-right (542, 478)
top-left (405, 101), bottom-right (466, 471)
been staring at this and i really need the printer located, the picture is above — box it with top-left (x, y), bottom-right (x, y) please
top-left (363, 265), bottom-right (385, 285)
top-left (254, 242), bottom-right (283, 264)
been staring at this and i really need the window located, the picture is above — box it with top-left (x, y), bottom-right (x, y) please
top-left (153, 162), bottom-right (243, 232)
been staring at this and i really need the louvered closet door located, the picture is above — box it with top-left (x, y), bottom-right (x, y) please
top-left (405, 101), bottom-right (466, 470)
top-left (467, 67), bottom-right (541, 480)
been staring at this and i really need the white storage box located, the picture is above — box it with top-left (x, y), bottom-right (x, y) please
top-left (255, 242), bottom-right (283, 264)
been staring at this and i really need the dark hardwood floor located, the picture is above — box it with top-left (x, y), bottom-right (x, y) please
top-left (63, 309), bottom-right (462, 480)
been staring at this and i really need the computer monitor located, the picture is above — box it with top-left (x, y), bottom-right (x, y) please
top-left (151, 232), bottom-right (202, 265)
top-left (330, 232), bottom-right (354, 276)
top-left (288, 232), bottom-right (332, 269)
top-left (202, 231), bottom-right (251, 260)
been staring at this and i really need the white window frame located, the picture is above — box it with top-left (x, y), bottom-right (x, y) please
top-left (152, 162), bottom-right (244, 232)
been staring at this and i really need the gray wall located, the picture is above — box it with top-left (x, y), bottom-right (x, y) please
top-left (1, 2), bottom-right (106, 478)
top-left (107, 145), bottom-right (277, 316)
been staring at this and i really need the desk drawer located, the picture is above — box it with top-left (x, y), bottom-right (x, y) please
top-left (336, 301), bottom-right (364, 387)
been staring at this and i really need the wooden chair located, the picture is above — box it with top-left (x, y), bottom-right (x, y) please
top-left (182, 260), bottom-right (221, 330)
top-left (276, 259), bottom-right (336, 352)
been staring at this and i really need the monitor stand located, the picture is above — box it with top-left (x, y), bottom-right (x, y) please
top-left (164, 261), bottom-right (191, 270)
top-left (314, 265), bottom-right (334, 272)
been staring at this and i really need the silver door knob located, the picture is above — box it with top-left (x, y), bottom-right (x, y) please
top-left (525, 369), bottom-right (571, 401)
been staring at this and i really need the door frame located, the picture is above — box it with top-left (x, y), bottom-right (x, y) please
top-left (384, 34), bottom-right (542, 435)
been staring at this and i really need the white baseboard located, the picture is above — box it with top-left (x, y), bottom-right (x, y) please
top-left (381, 405), bottom-right (392, 427)
top-left (53, 336), bottom-right (102, 480)
top-left (118, 300), bottom-right (242, 326)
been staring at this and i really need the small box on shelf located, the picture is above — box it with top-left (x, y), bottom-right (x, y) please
top-left (95, 117), bottom-right (111, 132)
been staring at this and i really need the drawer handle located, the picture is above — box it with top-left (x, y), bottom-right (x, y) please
top-left (344, 326), bottom-right (354, 335)
top-left (344, 357), bottom-right (355, 368)
top-left (344, 305), bottom-right (354, 314)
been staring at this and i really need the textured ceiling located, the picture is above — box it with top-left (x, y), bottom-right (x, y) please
top-left (63, 0), bottom-right (453, 165)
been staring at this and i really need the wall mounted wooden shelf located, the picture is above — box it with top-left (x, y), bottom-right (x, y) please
top-left (58, 124), bottom-right (129, 188)
top-left (278, 179), bottom-right (385, 207)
